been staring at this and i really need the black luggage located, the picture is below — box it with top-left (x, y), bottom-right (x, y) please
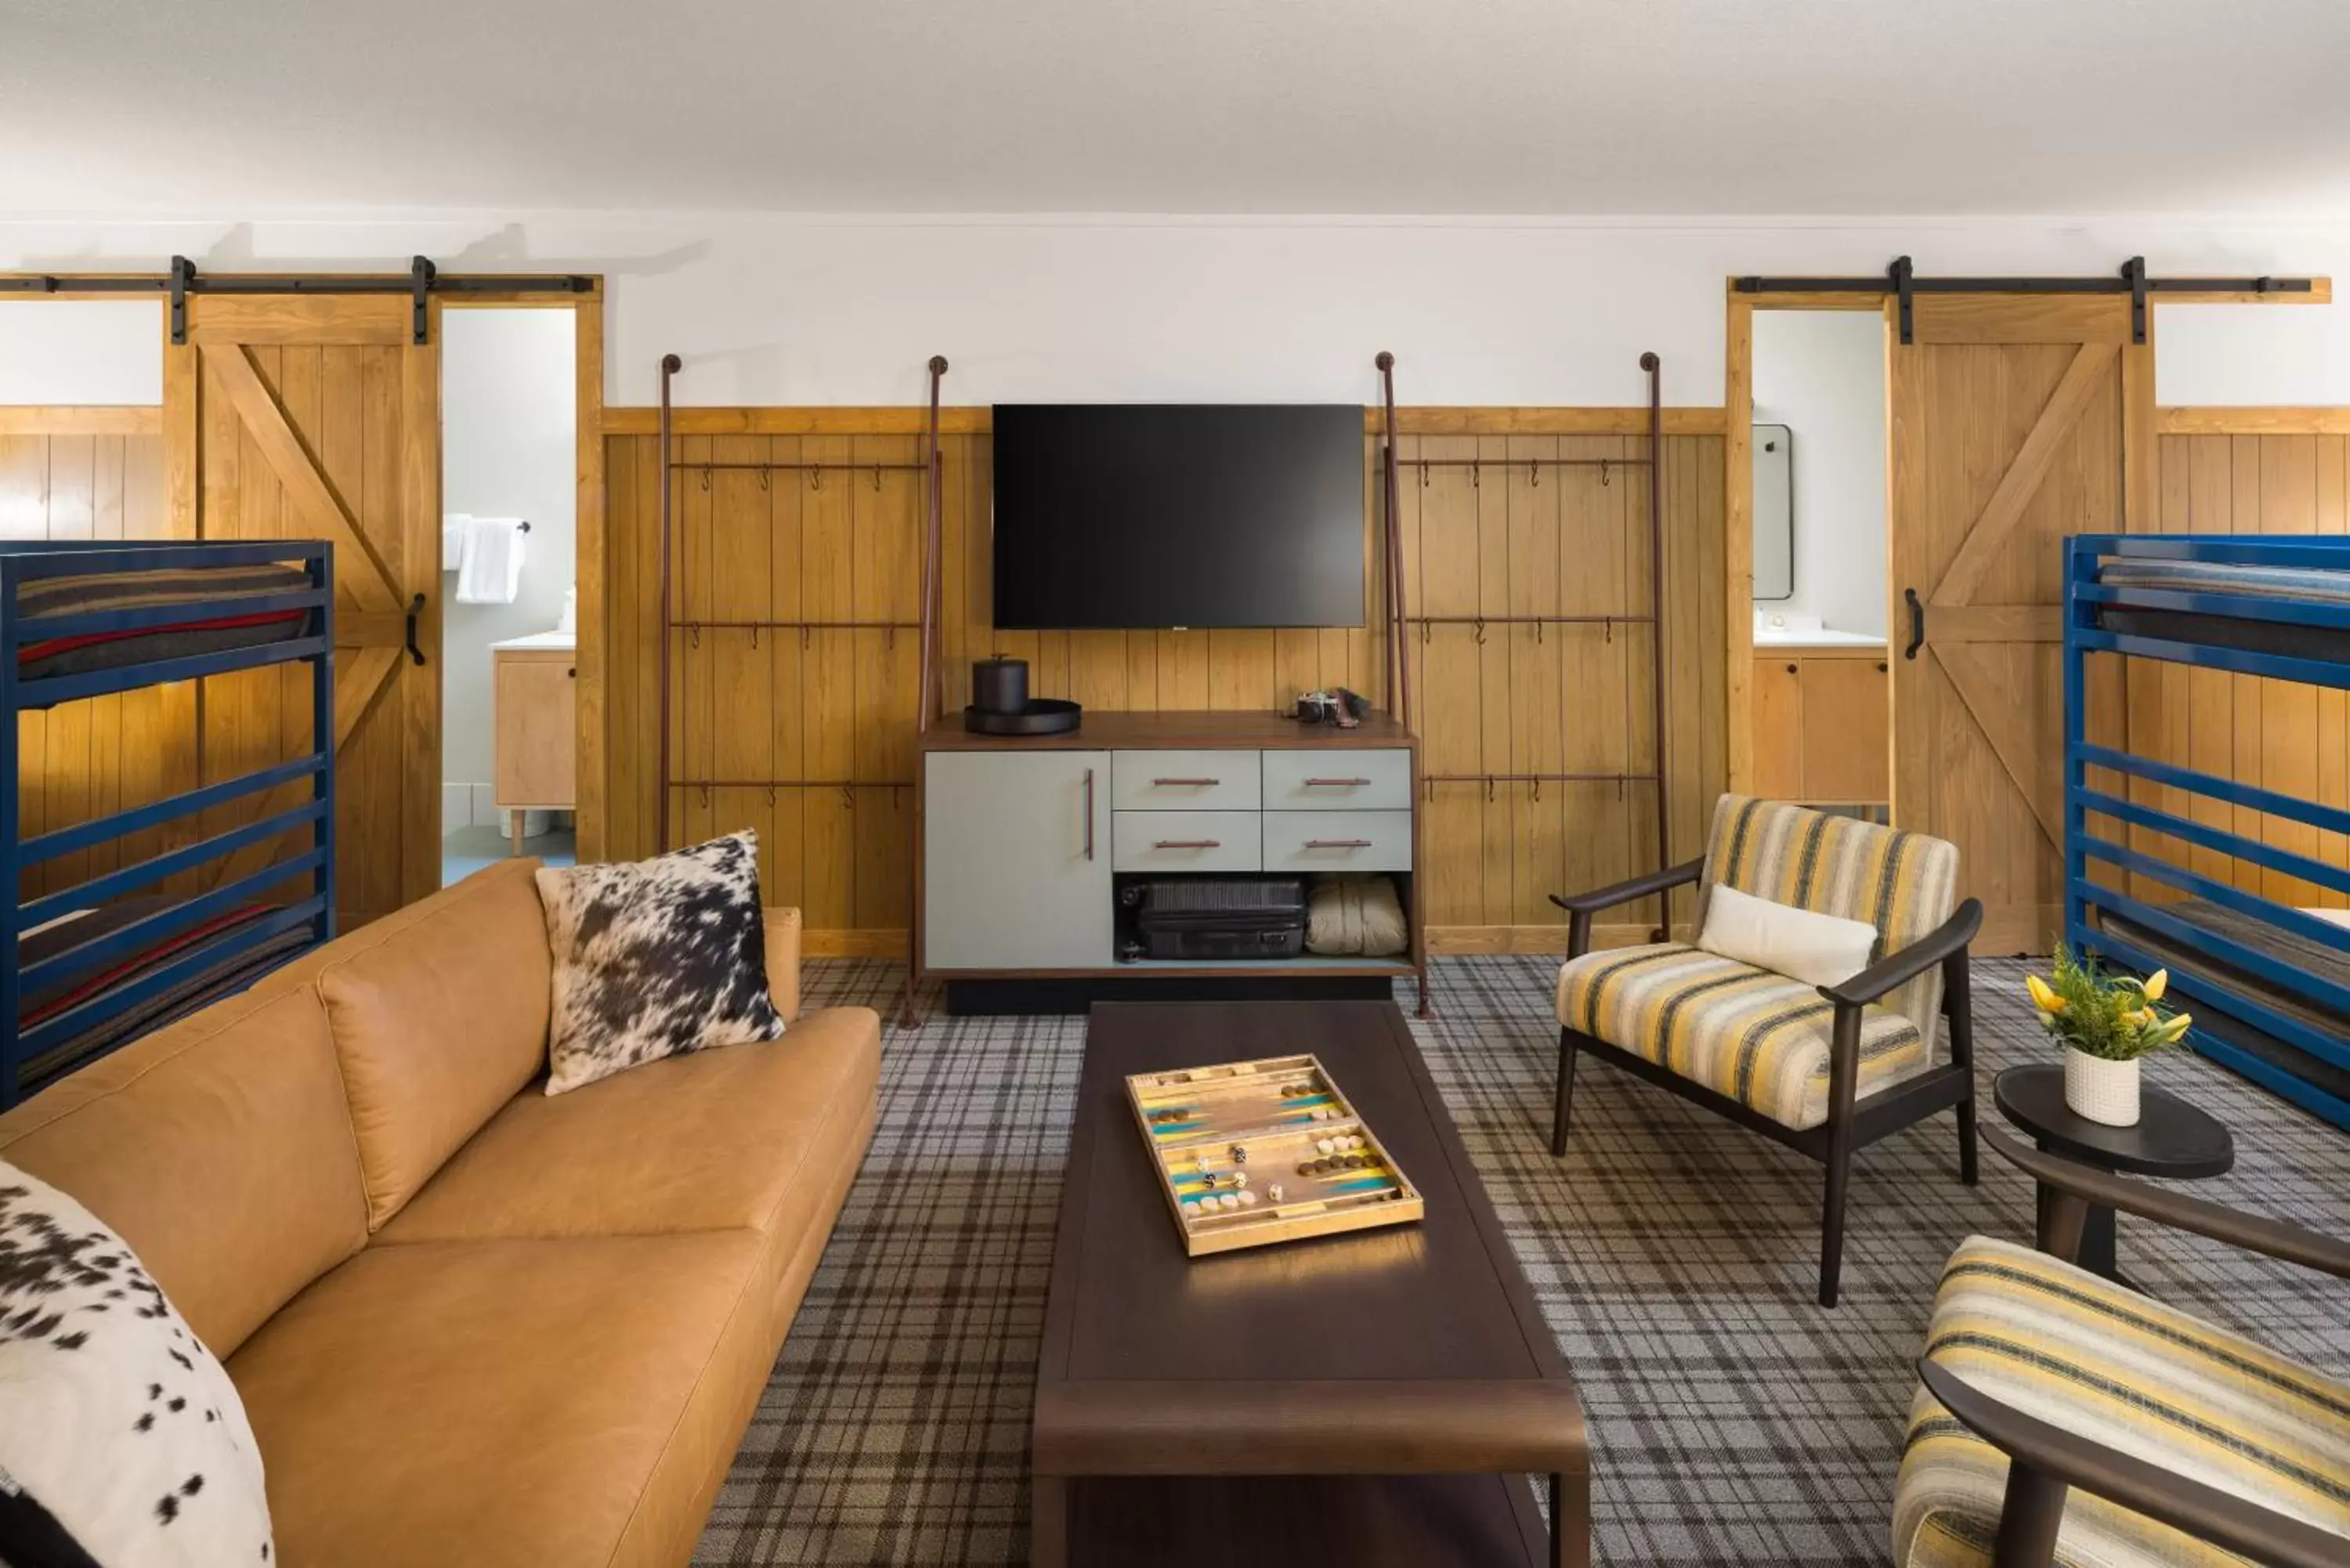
top-left (1126, 878), bottom-right (1307, 960)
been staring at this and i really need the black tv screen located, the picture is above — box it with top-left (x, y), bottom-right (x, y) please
top-left (991, 404), bottom-right (1365, 629)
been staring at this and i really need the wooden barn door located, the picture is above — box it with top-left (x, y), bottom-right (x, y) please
top-left (164, 294), bottom-right (439, 930)
top-left (1889, 295), bottom-right (2153, 955)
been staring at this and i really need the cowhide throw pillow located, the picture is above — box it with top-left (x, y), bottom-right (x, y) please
top-left (0, 1162), bottom-right (273, 1568)
top-left (535, 830), bottom-right (786, 1096)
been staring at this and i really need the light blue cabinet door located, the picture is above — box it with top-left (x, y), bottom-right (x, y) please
top-left (924, 750), bottom-right (1112, 970)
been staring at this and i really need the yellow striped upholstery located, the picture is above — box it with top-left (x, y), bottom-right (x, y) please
top-left (1554, 942), bottom-right (1930, 1129)
top-left (1894, 1235), bottom-right (2350, 1568)
top-left (1698, 796), bottom-right (1961, 1042)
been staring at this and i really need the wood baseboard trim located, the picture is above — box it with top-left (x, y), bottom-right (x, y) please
top-left (804, 928), bottom-right (913, 959)
top-left (805, 926), bottom-right (1681, 962)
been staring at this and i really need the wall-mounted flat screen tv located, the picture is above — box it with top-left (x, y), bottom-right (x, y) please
top-left (990, 404), bottom-right (1365, 630)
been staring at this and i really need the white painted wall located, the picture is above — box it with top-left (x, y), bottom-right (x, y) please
top-left (440, 309), bottom-right (577, 810)
top-left (0, 300), bottom-right (160, 403)
top-left (1752, 311), bottom-right (1888, 638)
top-left (2, 214), bottom-right (2348, 408)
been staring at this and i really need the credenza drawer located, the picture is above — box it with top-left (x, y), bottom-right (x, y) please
top-left (1261, 810), bottom-right (1412, 873)
top-left (1113, 811), bottom-right (1264, 873)
top-left (1261, 748), bottom-right (1412, 811)
top-left (1111, 750), bottom-right (1263, 811)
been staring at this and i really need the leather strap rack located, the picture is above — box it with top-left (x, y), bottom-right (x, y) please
top-left (2, 256), bottom-right (595, 345)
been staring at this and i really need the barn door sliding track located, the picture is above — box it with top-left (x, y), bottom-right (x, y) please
top-left (2, 256), bottom-right (595, 345)
top-left (656, 352), bottom-right (950, 1028)
top-left (1737, 255), bottom-right (2320, 344)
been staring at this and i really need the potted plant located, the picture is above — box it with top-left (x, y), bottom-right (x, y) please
top-left (2026, 945), bottom-right (2193, 1127)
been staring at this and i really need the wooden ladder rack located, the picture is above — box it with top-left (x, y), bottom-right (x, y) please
top-left (1376, 350), bottom-right (1675, 938)
top-left (656, 353), bottom-right (951, 1030)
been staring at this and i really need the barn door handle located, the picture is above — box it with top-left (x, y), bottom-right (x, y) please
top-left (1903, 588), bottom-right (1925, 661)
top-left (403, 594), bottom-right (427, 667)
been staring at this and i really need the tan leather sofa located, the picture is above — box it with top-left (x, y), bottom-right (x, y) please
top-left (0, 859), bottom-right (880, 1568)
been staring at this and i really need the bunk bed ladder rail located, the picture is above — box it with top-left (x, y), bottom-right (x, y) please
top-left (1, 540), bottom-right (337, 1109)
top-left (2063, 533), bottom-right (2350, 1133)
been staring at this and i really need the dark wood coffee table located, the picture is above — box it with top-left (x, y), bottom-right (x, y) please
top-left (1032, 1000), bottom-right (1588, 1568)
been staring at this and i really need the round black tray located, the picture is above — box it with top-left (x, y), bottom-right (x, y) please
top-left (964, 699), bottom-right (1083, 735)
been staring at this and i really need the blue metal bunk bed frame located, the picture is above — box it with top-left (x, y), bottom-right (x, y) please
top-left (2064, 532), bottom-right (2350, 1132)
top-left (1, 539), bottom-right (335, 1107)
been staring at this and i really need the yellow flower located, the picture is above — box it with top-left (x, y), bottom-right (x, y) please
top-left (2153, 1013), bottom-right (2193, 1044)
top-left (2026, 974), bottom-right (2066, 1015)
top-left (2142, 969), bottom-right (2169, 1003)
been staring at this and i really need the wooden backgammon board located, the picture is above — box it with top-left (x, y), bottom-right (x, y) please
top-left (1126, 1053), bottom-right (1425, 1256)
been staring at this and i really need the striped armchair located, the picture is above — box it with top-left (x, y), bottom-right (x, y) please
top-left (1549, 796), bottom-right (1983, 1306)
top-left (1894, 1125), bottom-right (2349, 1568)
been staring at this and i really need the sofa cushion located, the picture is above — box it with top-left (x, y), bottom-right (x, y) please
top-left (0, 1160), bottom-right (275, 1568)
top-left (379, 1005), bottom-right (880, 1245)
top-left (229, 1230), bottom-right (769, 1568)
top-left (535, 832), bottom-right (786, 1097)
top-left (0, 985), bottom-right (367, 1358)
top-left (1556, 941), bottom-right (1929, 1129)
top-left (309, 859), bottom-right (554, 1230)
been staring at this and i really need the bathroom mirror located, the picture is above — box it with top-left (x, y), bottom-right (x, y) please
top-left (1752, 424), bottom-right (1793, 601)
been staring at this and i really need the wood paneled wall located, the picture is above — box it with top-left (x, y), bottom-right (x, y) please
top-left (0, 428), bottom-right (172, 898)
top-left (2117, 429), bottom-right (2350, 909)
top-left (600, 417), bottom-right (1728, 948)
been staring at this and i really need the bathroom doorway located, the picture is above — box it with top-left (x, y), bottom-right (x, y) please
top-left (439, 306), bottom-right (580, 886)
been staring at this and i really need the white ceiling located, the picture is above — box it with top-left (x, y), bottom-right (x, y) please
top-left (6, 0), bottom-right (2350, 218)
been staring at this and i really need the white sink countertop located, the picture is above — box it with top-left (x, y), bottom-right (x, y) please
top-left (490, 630), bottom-right (577, 652)
top-left (1752, 611), bottom-right (1886, 650)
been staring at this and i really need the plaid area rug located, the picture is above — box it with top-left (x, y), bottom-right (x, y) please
top-left (695, 958), bottom-right (2350, 1567)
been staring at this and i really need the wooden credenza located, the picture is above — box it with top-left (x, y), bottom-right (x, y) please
top-left (1752, 646), bottom-right (1889, 810)
top-left (492, 638), bottom-right (577, 851)
top-left (918, 710), bottom-right (1423, 1010)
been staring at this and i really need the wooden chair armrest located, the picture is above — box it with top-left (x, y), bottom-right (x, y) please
top-left (1918, 1360), bottom-right (2348, 1568)
top-left (1549, 857), bottom-right (1704, 916)
top-left (1818, 899), bottom-right (1982, 1009)
top-left (1982, 1124), bottom-right (2350, 1279)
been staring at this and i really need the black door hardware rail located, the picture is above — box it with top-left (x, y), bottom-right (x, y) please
top-left (1736, 256), bottom-right (2318, 345)
top-left (2, 256), bottom-right (595, 345)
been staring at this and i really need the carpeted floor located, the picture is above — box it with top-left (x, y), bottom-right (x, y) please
top-left (695, 957), bottom-right (2350, 1567)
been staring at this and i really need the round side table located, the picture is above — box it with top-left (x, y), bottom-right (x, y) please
top-left (1992, 1064), bottom-right (2234, 1286)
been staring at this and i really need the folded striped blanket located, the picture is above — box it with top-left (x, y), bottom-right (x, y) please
top-left (13, 563), bottom-right (312, 691)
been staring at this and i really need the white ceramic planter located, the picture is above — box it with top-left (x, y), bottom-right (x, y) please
top-left (2065, 1047), bottom-right (2142, 1127)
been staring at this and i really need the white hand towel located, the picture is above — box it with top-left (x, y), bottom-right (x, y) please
top-left (454, 516), bottom-right (526, 605)
top-left (441, 512), bottom-right (473, 573)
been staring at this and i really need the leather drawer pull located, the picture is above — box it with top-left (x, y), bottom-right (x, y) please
top-left (1303, 838), bottom-right (1374, 850)
top-left (1152, 777), bottom-right (1220, 786)
top-left (1301, 776), bottom-right (1372, 786)
top-left (1152, 839), bottom-right (1223, 850)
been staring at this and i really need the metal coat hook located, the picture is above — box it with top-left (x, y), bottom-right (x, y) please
top-left (871, 464), bottom-right (883, 493)
top-left (1600, 459), bottom-right (1611, 487)
top-left (757, 469), bottom-right (769, 492)
top-left (809, 468), bottom-right (822, 493)
top-left (766, 785), bottom-right (777, 807)
top-left (1419, 464), bottom-right (1430, 489)
top-left (748, 625), bottom-right (759, 649)
top-left (1535, 620), bottom-right (1545, 645)
top-left (801, 626), bottom-right (812, 650)
top-left (1603, 617), bottom-right (1614, 645)
top-left (839, 784), bottom-right (855, 808)
top-left (1529, 461), bottom-right (1539, 488)
top-left (1485, 777), bottom-right (1496, 803)
top-left (1420, 620), bottom-right (1433, 645)
top-left (1531, 777), bottom-right (1542, 802)
top-left (1473, 618), bottom-right (1487, 646)
top-left (698, 784), bottom-right (711, 806)
top-left (1470, 461), bottom-right (1480, 490)
top-left (699, 469), bottom-right (711, 491)
top-left (1615, 778), bottom-right (1625, 801)
top-left (689, 626), bottom-right (701, 649)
